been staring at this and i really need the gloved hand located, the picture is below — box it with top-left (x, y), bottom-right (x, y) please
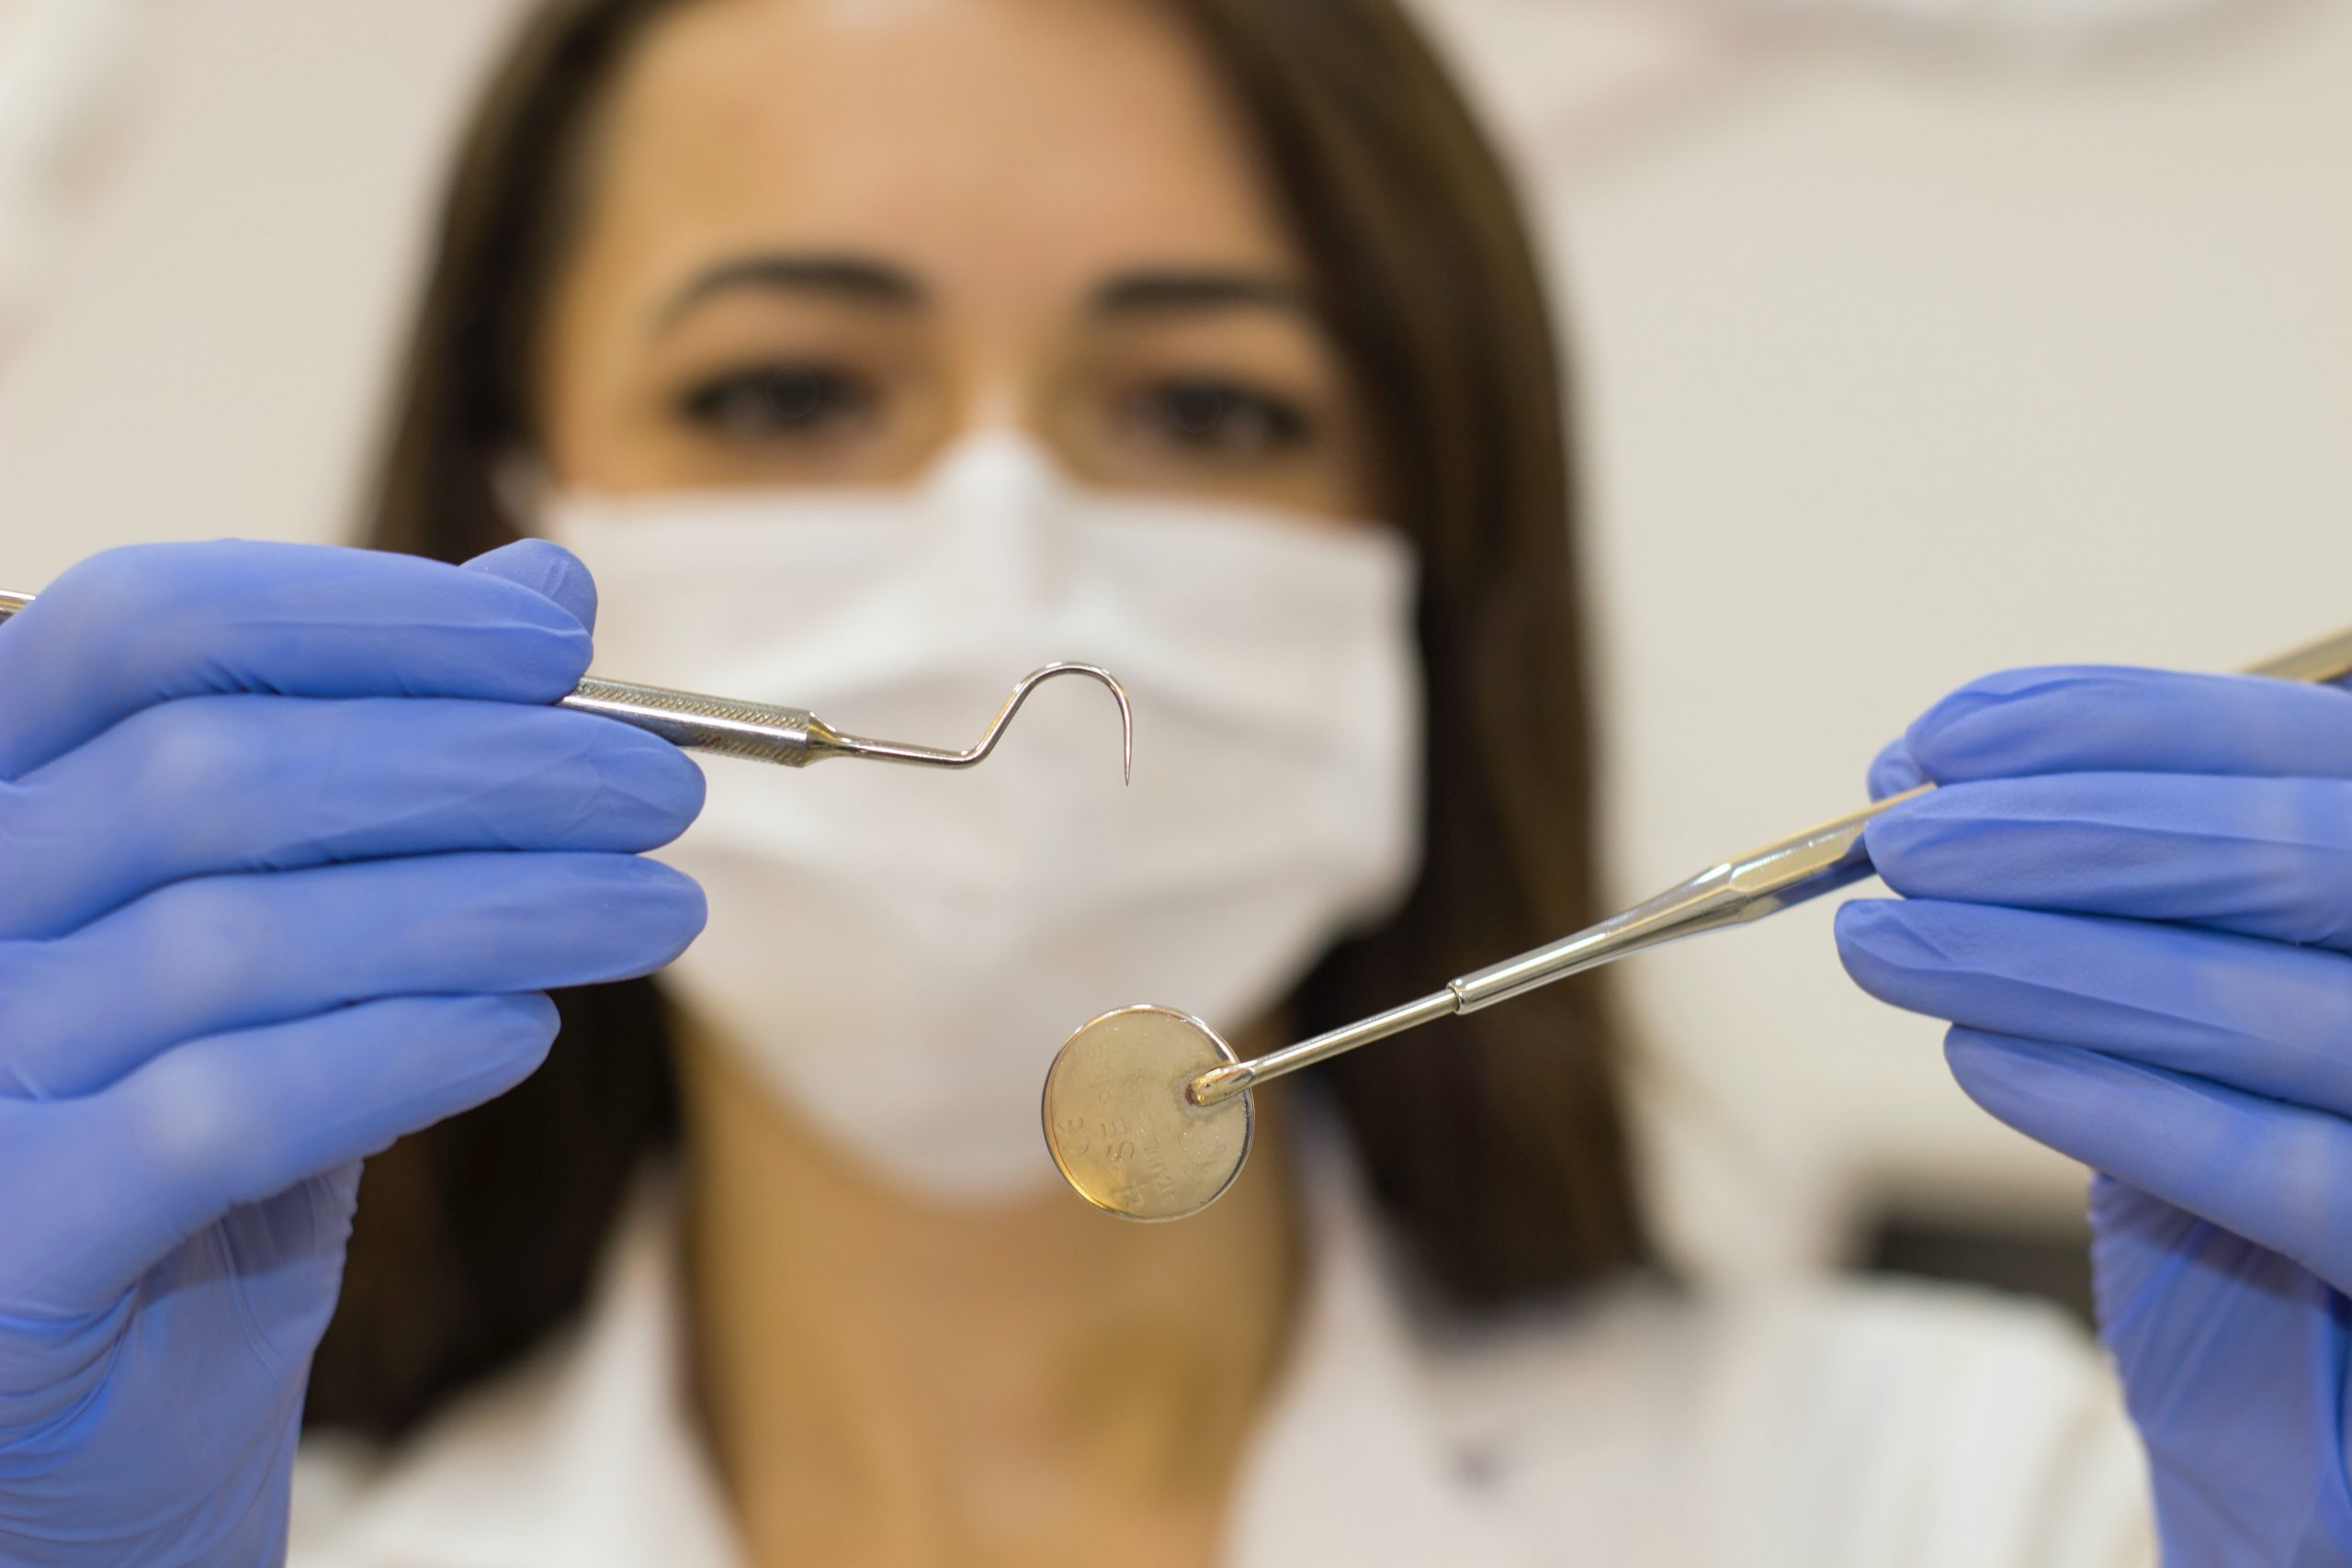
top-left (0, 538), bottom-right (707, 1564)
top-left (1836, 663), bottom-right (2352, 1566)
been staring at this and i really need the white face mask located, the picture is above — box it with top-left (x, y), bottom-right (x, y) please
top-left (535, 433), bottom-right (1422, 1204)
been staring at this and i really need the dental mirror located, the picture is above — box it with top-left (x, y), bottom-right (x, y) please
top-left (1043, 623), bottom-right (2352, 1223)
top-left (1040, 1005), bottom-right (1253, 1222)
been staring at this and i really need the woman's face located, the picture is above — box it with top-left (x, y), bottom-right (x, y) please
top-left (537, 0), bottom-right (1375, 522)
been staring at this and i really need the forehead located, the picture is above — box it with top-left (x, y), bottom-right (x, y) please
top-left (582, 0), bottom-right (1300, 295)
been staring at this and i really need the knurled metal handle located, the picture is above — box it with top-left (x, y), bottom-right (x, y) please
top-left (560, 676), bottom-right (827, 766)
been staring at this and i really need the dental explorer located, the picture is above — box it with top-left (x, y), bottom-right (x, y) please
top-left (0, 587), bottom-right (1132, 778)
top-left (1043, 620), bottom-right (2352, 1223)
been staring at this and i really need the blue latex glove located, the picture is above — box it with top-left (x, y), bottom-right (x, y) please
top-left (1837, 664), bottom-right (2352, 1566)
top-left (0, 539), bottom-right (706, 1564)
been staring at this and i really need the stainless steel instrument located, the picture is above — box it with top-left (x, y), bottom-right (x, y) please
top-left (1044, 620), bottom-right (2352, 1224)
top-left (0, 587), bottom-right (1133, 777)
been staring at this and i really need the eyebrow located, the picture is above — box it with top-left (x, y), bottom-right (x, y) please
top-left (1088, 268), bottom-right (1310, 317)
top-left (658, 253), bottom-right (927, 328)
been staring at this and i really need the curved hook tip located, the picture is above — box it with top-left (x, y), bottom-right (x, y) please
top-left (1000, 661), bottom-right (1133, 784)
top-left (832, 660), bottom-right (1134, 778)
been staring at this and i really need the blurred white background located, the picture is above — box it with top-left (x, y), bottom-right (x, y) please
top-left (2, 0), bottom-right (2346, 1283)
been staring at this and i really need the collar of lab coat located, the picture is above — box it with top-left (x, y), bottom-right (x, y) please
top-left (300, 1117), bottom-right (1527, 1568)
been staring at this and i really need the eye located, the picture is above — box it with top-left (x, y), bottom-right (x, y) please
top-left (1118, 376), bottom-right (1312, 458)
top-left (673, 363), bottom-right (878, 444)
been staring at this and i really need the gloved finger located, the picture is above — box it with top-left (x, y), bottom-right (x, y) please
top-left (0, 851), bottom-right (704, 1100)
top-left (1903, 665), bottom-right (2352, 786)
top-left (1865, 772), bottom-right (2352, 951)
top-left (0, 694), bottom-right (705, 940)
top-left (1941, 1026), bottom-right (2352, 1298)
top-left (0, 540), bottom-right (593, 781)
top-left (464, 537), bottom-right (597, 633)
top-left (0, 993), bottom-right (557, 1314)
top-left (1867, 736), bottom-right (1926, 802)
top-left (1838, 898), bottom-right (2352, 1118)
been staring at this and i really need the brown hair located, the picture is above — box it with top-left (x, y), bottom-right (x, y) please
top-left (313, 0), bottom-right (1649, 1438)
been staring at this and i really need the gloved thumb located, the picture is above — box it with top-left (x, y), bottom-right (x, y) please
top-left (464, 538), bottom-right (597, 634)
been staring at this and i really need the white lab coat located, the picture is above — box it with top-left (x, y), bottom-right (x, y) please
top-left (289, 1133), bottom-right (2155, 1567)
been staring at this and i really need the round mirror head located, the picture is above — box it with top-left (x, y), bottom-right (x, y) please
top-left (1042, 1005), bottom-right (1252, 1222)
